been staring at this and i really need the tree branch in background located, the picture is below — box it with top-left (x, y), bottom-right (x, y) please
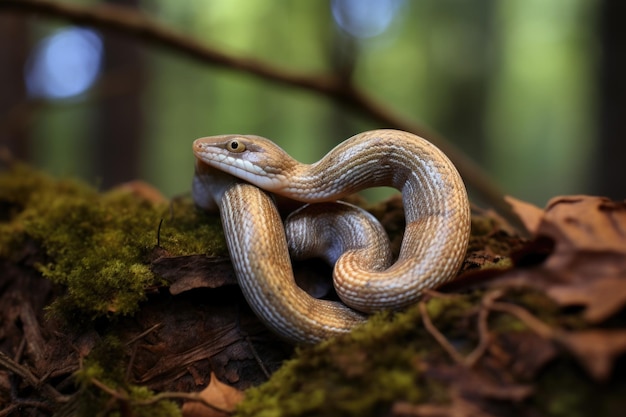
top-left (0, 0), bottom-right (527, 233)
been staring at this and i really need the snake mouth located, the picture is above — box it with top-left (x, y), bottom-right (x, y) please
top-left (195, 154), bottom-right (285, 194)
top-left (195, 148), bottom-right (266, 177)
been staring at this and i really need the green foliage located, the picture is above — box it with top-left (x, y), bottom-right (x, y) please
top-left (0, 164), bottom-right (226, 320)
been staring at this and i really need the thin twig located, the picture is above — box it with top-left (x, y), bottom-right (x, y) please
top-left (89, 377), bottom-right (123, 398)
top-left (0, 404), bottom-right (18, 417)
top-left (156, 218), bottom-right (164, 248)
top-left (136, 391), bottom-right (231, 412)
top-left (7, 398), bottom-right (54, 413)
top-left (14, 336), bottom-right (26, 363)
top-left (124, 322), bottom-right (162, 346)
top-left (419, 301), bottom-right (466, 365)
top-left (420, 291), bottom-right (501, 368)
top-left (245, 336), bottom-right (271, 379)
top-left (126, 343), bottom-right (138, 382)
top-left (124, 323), bottom-right (162, 381)
top-left (0, 0), bottom-right (527, 232)
top-left (463, 290), bottom-right (504, 367)
top-left (0, 351), bottom-right (42, 391)
top-left (0, 351), bottom-right (70, 404)
top-left (90, 377), bottom-right (234, 415)
top-left (489, 301), bottom-right (555, 339)
top-left (0, 0), bottom-right (345, 102)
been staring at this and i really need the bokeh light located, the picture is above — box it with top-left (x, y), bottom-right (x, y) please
top-left (331, 0), bottom-right (405, 38)
top-left (25, 27), bottom-right (103, 99)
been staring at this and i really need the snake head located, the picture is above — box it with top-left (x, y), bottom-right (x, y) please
top-left (193, 134), bottom-right (297, 192)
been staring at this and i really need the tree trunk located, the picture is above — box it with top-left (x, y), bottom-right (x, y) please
top-left (95, 0), bottom-right (146, 188)
top-left (0, 15), bottom-right (29, 162)
top-left (596, 0), bottom-right (626, 199)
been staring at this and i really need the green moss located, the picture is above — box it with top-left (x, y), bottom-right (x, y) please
top-left (468, 215), bottom-right (523, 258)
top-left (235, 298), bottom-right (471, 417)
top-left (234, 286), bottom-right (606, 417)
top-left (158, 194), bottom-right (227, 257)
top-left (0, 164), bottom-right (226, 320)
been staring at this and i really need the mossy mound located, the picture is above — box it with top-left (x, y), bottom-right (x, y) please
top-left (0, 164), bottom-right (226, 320)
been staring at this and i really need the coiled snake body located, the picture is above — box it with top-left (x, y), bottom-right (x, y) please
top-left (192, 129), bottom-right (471, 344)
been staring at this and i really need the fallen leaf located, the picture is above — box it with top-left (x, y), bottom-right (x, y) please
top-left (182, 372), bottom-right (244, 417)
top-left (151, 255), bottom-right (237, 295)
top-left (541, 196), bottom-right (626, 254)
top-left (545, 277), bottom-right (626, 323)
top-left (557, 330), bottom-right (626, 381)
top-left (505, 196), bottom-right (543, 234)
top-left (497, 196), bottom-right (626, 323)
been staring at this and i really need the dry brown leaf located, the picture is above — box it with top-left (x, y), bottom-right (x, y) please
top-left (489, 196), bottom-right (626, 382)
top-left (154, 254), bottom-right (333, 299)
top-left (182, 372), bottom-right (244, 417)
top-left (505, 195), bottom-right (543, 234)
top-left (541, 196), bottom-right (626, 253)
top-left (151, 255), bottom-right (237, 295)
top-left (496, 196), bottom-right (626, 323)
top-left (558, 330), bottom-right (626, 381)
top-left (545, 277), bottom-right (626, 323)
top-left (536, 197), bottom-right (626, 317)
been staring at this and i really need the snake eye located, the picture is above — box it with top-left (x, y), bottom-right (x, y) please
top-left (226, 140), bottom-right (246, 153)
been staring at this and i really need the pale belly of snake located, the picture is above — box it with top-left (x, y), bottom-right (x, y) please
top-left (192, 129), bottom-right (471, 345)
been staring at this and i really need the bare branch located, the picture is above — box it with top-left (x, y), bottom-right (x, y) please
top-left (0, 0), bottom-right (527, 231)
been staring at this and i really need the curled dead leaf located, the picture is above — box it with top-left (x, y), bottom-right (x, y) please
top-left (545, 277), bottom-right (626, 323)
top-left (182, 372), bottom-right (244, 417)
top-left (497, 196), bottom-right (626, 323)
top-left (505, 196), bottom-right (543, 235)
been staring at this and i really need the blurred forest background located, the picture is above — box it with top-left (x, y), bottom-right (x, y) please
top-left (0, 0), bottom-right (623, 206)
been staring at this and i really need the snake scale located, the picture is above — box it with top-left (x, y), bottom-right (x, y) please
top-left (192, 129), bottom-right (471, 344)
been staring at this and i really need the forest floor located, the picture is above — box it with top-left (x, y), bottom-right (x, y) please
top-left (1, 164), bottom-right (625, 417)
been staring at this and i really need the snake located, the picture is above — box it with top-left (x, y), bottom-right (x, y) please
top-left (192, 129), bottom-right (471, 344)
